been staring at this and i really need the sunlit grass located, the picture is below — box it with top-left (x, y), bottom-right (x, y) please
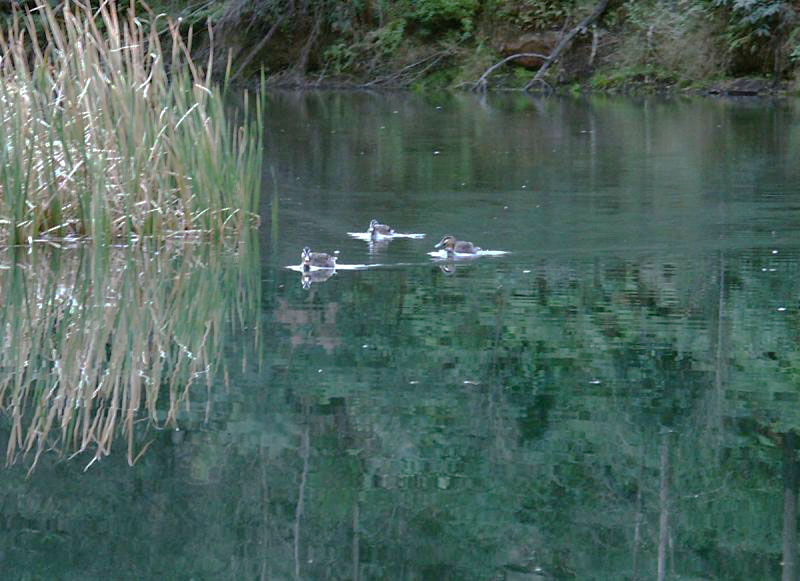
top-left (0, 0), bottom-right (263, 246)
top-left (0, 238), bottom-right (260, 471)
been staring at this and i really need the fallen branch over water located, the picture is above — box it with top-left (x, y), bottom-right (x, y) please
top-left (472, 52), bottom-right (549, 92)
top-left (362, 50), bottom-right (453, 88)
top-left (525, 0), bottom-right (610, 91)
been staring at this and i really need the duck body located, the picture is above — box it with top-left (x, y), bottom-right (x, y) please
top-left (434, 235), bottom-right (481, 255)
top-left (368, 219), bottom-right (394, 240)
top-left (301, 247), bottom-right (337, 271)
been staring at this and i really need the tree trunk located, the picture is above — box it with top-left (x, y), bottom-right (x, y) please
top-left (525, 0), bottom-right (610, 91)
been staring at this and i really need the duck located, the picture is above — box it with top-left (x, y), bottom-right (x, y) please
top-left (368, 219), bottom-right (394, 240)
top-left (434, 235), bottom-right (481, 255)
top-left (301, 247), bottom-right (337, 271)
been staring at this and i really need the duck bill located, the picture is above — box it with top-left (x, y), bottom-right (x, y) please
top-left (434, 238), bottom-right (446, 249)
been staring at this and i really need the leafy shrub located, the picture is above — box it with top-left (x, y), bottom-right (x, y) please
top-left (488, 0), bottom-right (577, 31)
top-left (711, 0), bottom-right (788, 43)
top-left (364, 19), bottom-right (407, 56)
top-left (707, 0), bottom-right (794, 73)
top-left (411, 0), bottom-right (479, 35)
top-left (323, 41), bottom-right (357, 73)
top-left (610, 0), bottom-right (728, 82)
top-left (323, 19), bottom-right (406, 74)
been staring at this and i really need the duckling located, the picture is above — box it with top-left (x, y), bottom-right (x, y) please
top-left (368, 219), bottom-right (394, 240)
top-left (434, 235), bottom-right (481, 255)
top-left (301, 247), bottom-right (337, 271)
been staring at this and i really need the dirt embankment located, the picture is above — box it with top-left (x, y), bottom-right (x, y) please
top-left (134, 1), bottom-right (800, 94)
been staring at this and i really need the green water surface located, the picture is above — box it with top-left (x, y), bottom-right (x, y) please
top-left (3, 92), bottom-right (800, 580)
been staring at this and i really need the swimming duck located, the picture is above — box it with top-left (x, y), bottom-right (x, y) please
top-left (368, 219), bottom-right (394, 239)
top-left (301, 247), bottom-right (337, 271)
top-left (434, 235), bottom-right (481, 255)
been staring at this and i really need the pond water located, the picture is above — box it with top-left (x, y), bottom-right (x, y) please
top-left (3, 92), bottom-right (800, 579)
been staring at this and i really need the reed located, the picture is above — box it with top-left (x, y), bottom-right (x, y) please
top-left (0, 238), bottom-right (260, 471)
top-left (0, 0), bottom-right (263, 246)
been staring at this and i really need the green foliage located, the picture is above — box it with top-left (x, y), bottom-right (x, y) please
top-left (488, 0), bottom-right (577, 30)
top-left (84, 0), bottom-right (800, 88)
top-left (513, 65), bottom-right (535, 83)
top-left (328, 0), bottom-right (365, 34)
top-left (323, 19), bottom-right (407, 74)
top-left (707, 0), bottom-right (793, 73)
top-left (365, 19), bottom-right (407, 56)
top-left (611, 0), bottom-right (727, 83)
top-left (411, 0), bottom-right (479, 36)
top-left (711, 0), bottom-right (788, 41)
top-left (411, 66), bottom-right (460, 90)
top-left (590, 66), bottom-right (673, 90)
top-left (323, 41), bottom-right (357, 74)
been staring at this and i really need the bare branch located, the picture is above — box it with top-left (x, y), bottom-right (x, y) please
top-left (472, 52), bottom-right (549, 92)
top-left (525, 0), bottom-right (610, 92)
top-left (231, 14), bottom-right (285, 81)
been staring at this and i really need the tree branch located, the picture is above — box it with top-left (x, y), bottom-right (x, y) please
top-left (232, 15), bottom-right (285, 81)
top-left (524, 0), bottom-right (610, 92)
top-left (472, 52), bottom-right (549, 92)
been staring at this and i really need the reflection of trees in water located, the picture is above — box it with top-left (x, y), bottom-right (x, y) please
top-left (254, 252), bottom-right (800, 579)
top-left (274, 297), bottom-right (340, 352)
top-left (3, 249), bottom-right (800, 579)
top-left (0, 238), bottom-right (259, 471)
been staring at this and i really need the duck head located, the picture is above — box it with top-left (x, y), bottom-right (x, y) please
top-left (434, 235), bottom-right (456, 251)
top-left (301, 247), bottom-right (311, 265)
top-left (368, 219), bottom-right (379, 231)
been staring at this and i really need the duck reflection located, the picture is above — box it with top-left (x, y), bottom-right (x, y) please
top-left (438, 261), bottom-right (458, 275)
top-left (301, 268), bottom-right (336, 289)
top-left (368, 238), bottom-right (391, 255)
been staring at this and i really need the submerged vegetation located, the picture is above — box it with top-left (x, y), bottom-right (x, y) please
top-left (0, 1), bottom-right (264, 247)
top-left (0, 238), bottom-right (259, 470)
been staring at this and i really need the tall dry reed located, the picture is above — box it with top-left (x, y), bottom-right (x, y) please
top-left (0, 0), bottom-right (263, 246)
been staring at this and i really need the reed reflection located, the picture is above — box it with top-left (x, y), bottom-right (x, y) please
top-left (0, 238), bottom-right (259, 471)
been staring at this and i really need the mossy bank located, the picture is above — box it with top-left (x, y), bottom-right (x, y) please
top-left (79, 0), bottom-right (800, 94)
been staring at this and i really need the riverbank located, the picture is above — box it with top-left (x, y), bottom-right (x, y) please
top-left (135, 0), bottom-right (798, 95)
